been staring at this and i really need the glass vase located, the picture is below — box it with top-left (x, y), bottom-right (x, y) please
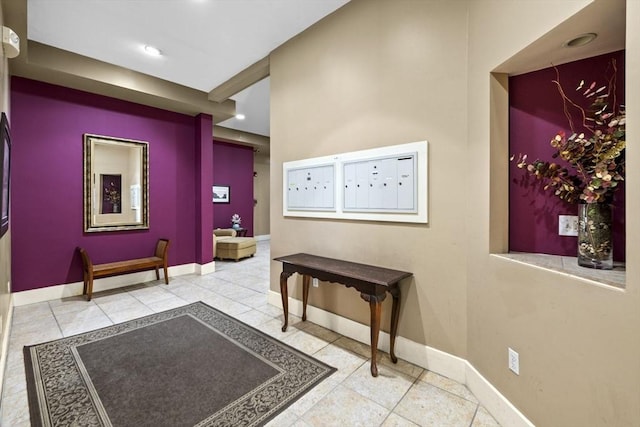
top-left (577, 203), bottom-right (613, 270)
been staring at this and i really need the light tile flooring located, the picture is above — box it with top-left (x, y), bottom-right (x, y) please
top-left (1, 241), bottom-right (500, 427)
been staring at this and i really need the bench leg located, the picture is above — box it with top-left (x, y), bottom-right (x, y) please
top-left (82, 272), bottom-right (88, 296)
top-left (86, 274), bottom-right (94, 301)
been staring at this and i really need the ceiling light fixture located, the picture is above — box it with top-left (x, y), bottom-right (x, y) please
top-left (235, 114), bottom-right (246, 120)
top-left (563, 33), bottom-right (597, 48)
top-left (143, 45), bottom-right (162, 56)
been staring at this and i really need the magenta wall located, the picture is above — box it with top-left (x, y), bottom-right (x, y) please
top-left (11, 77), bottom-right (211, 292)
top-left (212, 140), bottom-right (254, 235)
top-left (509, 51), bottom-right (625, 260)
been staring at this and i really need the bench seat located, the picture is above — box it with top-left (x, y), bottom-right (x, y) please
top-left (78, 239), bottom-right (170, 301)
top-left (91, 257), bottom-right (166, 277)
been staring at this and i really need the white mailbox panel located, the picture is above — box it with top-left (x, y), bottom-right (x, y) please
top-left (283, 140), bottom-right (427, 223)
top-left (343, 152), bottom-right (417, 213)
top-left (380, 158), bottom-right (398, 209)
top-left (355, 162), bottom-right (369, 209)
top-left (343, 163), bottom-right (356, 209)
top-left (286, 169), bottom-right (302, 208)
top-left (286, 164), bottom-right (335, 211)
top-left (321, 166), bottom-right (334, 208)
top-left (397, 156), bottom-right (415, 210)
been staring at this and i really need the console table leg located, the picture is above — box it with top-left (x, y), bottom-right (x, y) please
top-left (389, 287), bottom-right (401, 363)
top-left (369, 298), bottom-right (382, 377)
top-left (302, 275), bottom-right (310, 321)
top-left (280, 271), bottom-right (292, 332)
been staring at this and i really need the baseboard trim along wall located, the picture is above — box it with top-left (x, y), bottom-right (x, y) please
top-left (267, 290), bottom-right (534, 427)
top-left (12, 263), bottom-right (202, 306)
top-left (0, 299), bottom-right (14, 403)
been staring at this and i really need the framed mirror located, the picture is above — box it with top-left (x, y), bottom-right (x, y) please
top-left (1, 113), bottom-right (11, 238)
top-left (83, 134), bottom-right (149, 232)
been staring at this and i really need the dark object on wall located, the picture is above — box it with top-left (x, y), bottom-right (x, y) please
top-left (0, 112), bottom-right (11, 238)
top-left (83, 134), bottom-right (149, 232)
top-left (212, 185), bottom-right (230, 203)
top-left (101, 174), bottom-right (122, 214)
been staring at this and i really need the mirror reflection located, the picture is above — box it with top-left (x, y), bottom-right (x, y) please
top-left (83, 134), bottom-right (149, 232)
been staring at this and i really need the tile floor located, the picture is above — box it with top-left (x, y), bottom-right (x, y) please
top-left (1, 240), bottom-right (500, 427)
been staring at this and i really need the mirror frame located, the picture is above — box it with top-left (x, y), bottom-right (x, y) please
top-left (83, 134), bottom-right (149, 233)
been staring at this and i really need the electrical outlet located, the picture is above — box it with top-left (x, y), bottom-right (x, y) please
top-left (312, 278), bottom-right (319, 288)
top-left (558, 215), bottom-right (579, 236)
top-left (508, 347), bottom-right (520, 375)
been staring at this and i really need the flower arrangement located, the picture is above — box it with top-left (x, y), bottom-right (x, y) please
top-left (104, 181), bottom-right (121, 205)
top-left (231, 214), bottom-right (241, 225)
top-left (511, 60), bottom-right (625, 204)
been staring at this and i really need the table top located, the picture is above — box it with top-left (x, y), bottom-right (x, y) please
top-left (274, 253), bottom-right (412, 287)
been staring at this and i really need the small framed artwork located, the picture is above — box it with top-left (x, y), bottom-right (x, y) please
top-left (101, 174), bottom-right (122, 214)
top-left (212, 185), bottom-right (230, 203)
top-left (0, 113), bottom-right (11, 238)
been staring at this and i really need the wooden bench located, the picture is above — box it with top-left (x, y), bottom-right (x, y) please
top-left (78, 239), bottom-right (170, 301)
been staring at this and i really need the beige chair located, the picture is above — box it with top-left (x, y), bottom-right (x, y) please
top-left (213, 228), bottom-right (256, 261)
top-left (213, 228), bottom-right (236, 258)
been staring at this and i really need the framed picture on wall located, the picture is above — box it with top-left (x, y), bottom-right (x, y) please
top-left (212, 185), bottom-right (230, 203)
top-left (0, 112), bottom-right (11, 238)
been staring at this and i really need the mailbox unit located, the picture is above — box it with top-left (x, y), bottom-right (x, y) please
top-left (283, 140), bottom-right (427, 224)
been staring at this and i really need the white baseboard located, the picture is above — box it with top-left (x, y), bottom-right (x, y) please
top-left (12, 263), bottom-right (199, 306)
top-left (196, 261), bottom-right (216, 275)
top-left (267, 290), bottom-right (534, 427)
top-left (465, 363), bottom-right (535, 427)
top-left (0, 297), bottom-right (14, 402)
top-left (254, 234), bottom-right (270, 241)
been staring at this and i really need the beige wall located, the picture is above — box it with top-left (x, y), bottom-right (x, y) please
top-left (467, 1), bottom-right (640, 425)
top-left (0, 1), bottom-right (12, 399)
top-left (271, 0), bottom-right (470, 357)
top-left (253, 152), bottom-right (270, 236)
top-left (270, 0), bottom-right (640, 426)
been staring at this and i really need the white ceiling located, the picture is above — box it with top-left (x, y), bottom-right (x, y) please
top-left (27, 0), bottom-right (350, 137)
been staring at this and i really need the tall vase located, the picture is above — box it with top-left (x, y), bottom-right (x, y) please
top-left (577, 203), bottom-right (613, 270)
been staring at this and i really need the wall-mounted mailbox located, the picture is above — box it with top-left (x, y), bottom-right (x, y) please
top-left (286, 164), bottom-right (335, 211)
top-left (283, 140), bottom-right (427, 224)
top-left (343, 154), bottom-right (416, 212)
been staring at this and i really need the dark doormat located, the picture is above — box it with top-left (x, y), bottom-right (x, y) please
top-left (24, 302), bottom-right (335, 426)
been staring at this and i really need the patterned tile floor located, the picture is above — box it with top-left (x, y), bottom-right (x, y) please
top-left (1, 240), bottom-right (500, 427)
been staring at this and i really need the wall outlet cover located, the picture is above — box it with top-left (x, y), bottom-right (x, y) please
top-left (558, 215), bottom-right (579, 236)
top-left (508, 347), bottom-right (520, 375)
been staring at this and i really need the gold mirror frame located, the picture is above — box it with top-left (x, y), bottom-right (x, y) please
top-left (83, 134), bottom-right (149, 232)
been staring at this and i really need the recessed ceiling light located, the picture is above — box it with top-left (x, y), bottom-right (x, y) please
top-left (143, 45), bottom-right (162, 56)
top-left (563, 33), bottom-right (597, 48)
top-left (235, 114), bottom-right (246, 120)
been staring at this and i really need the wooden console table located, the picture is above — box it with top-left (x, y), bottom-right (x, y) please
top-left (274, 253), bottom-right (412, 377)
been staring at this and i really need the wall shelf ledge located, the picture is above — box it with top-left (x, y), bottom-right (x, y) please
top-left (492, 252), bottom-right (625, 290)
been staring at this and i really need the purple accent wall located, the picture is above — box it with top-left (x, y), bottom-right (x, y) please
top-left (212, 140), bottom-right (254, 235)
top-left (509, 51), bottom-right (625, 260)
top-left (195, 114), bottom-right (214, 264)
top-left (10, 77), bottom-right (205, 292)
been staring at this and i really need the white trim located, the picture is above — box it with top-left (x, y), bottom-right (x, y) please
top-left (254, 234), bottom-right (271, 242)
top-left (267, 290), bottom-right (534, 427)
top-left (12, 263), bottom-right (197, 306)
top-left (465, 363), bottom-right (535, 427)
top-left (196, 261), bottom-right (216, 275)
top-left (0, 296), bottom-right (14, 400)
